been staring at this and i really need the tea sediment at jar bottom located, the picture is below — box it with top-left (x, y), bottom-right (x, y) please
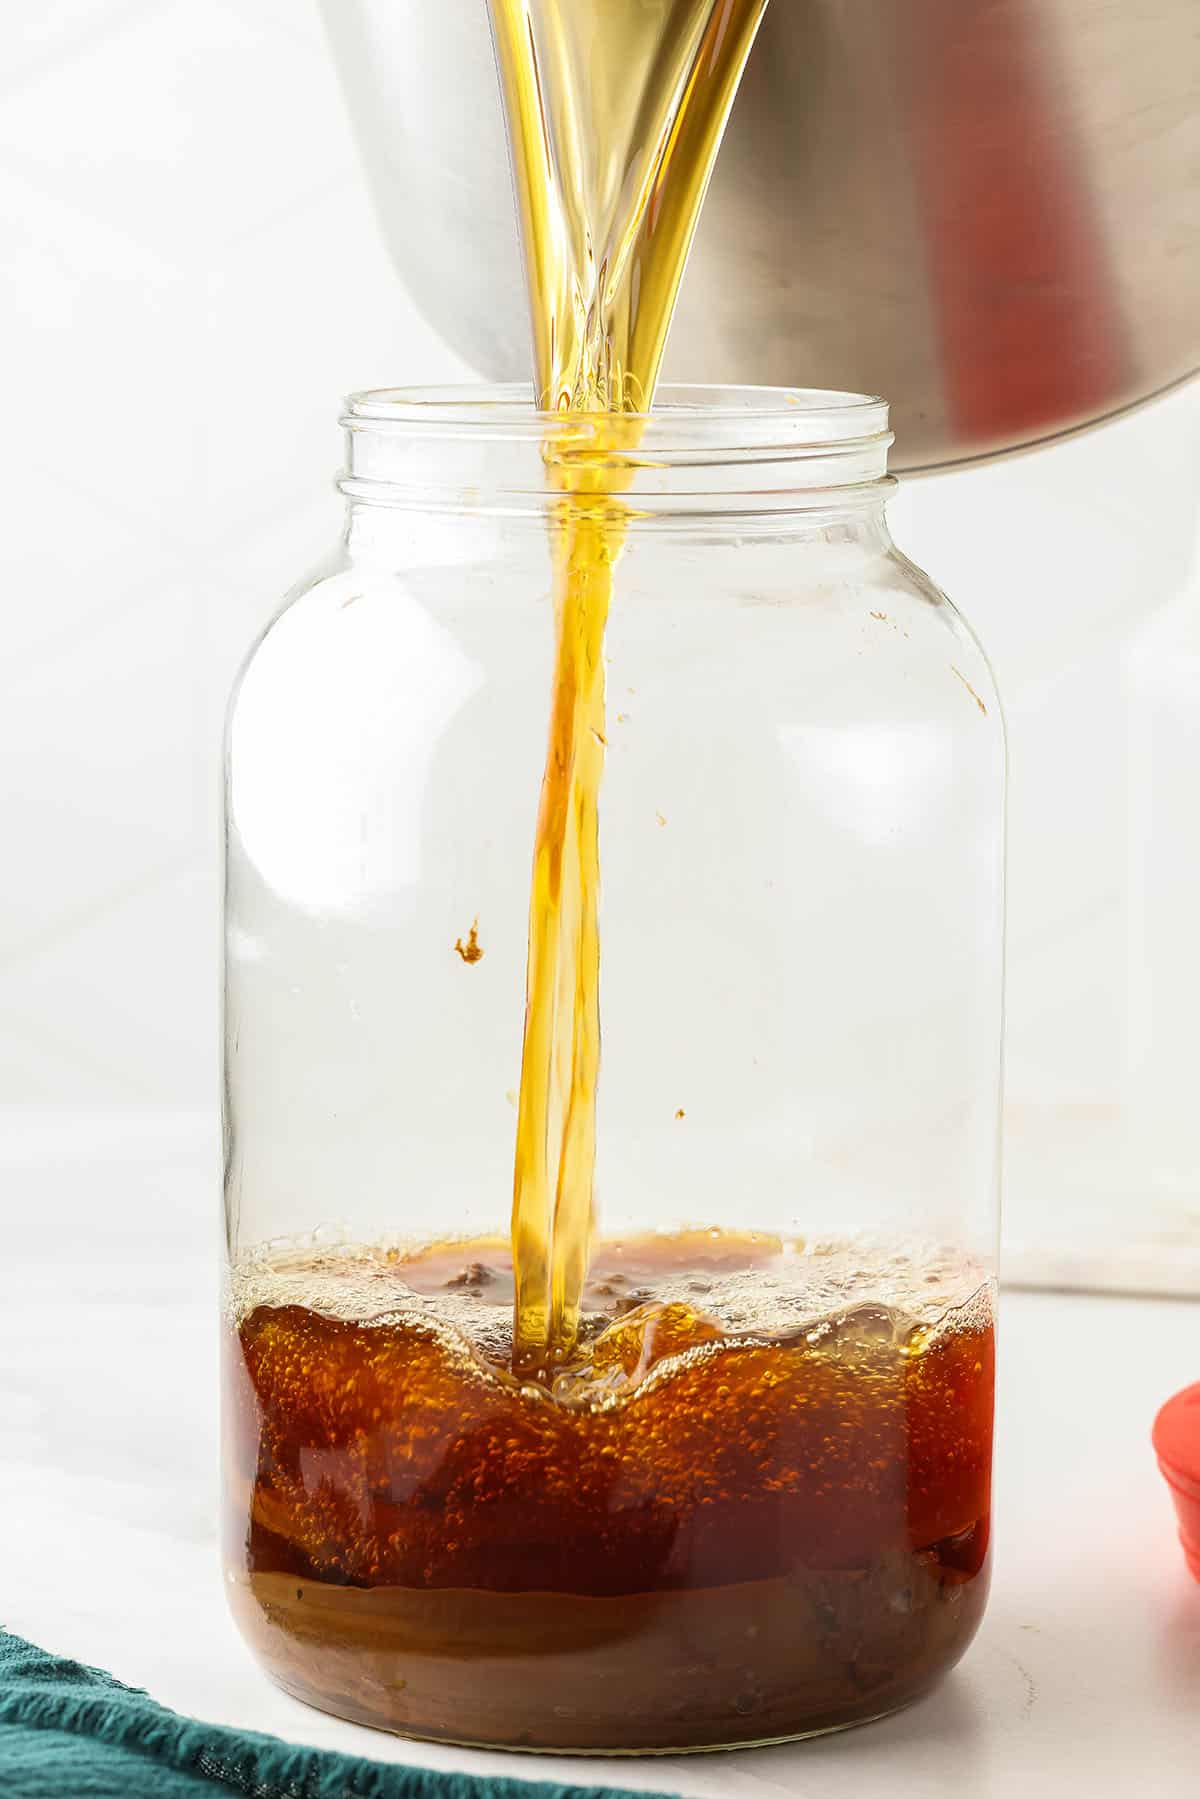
top-left (224, 1233), bottom-right (994, 1752)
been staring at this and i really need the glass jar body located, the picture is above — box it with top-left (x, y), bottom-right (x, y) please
top-left (222, 391), bottom-right (1003, 1753)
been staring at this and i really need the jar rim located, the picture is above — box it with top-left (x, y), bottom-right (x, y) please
top-left (343, 382), bottom-right (891, 459)
top-left (340, 383), bottom-right (895, 517)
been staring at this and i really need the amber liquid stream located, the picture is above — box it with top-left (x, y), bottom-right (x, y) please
top-left (490, 0), bottom-right (770, 1369)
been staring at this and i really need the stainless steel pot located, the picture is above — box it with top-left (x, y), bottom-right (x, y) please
top-left (319, 0), bottom-right (1198, 470)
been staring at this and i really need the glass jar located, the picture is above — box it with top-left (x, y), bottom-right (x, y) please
top-left (222, 386), bottom-right (1004, 1754)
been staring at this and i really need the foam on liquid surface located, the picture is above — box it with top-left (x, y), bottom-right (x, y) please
top-left (231, 1233), bottom-right (992, 1408)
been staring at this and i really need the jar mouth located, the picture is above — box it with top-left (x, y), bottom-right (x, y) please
top-left (345, 382), bottom-right (889, 446)
top-left (341, 383), bottom-right (894, 515)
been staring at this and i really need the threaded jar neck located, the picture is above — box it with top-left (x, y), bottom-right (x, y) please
top-left (339, 384), bottom-right (894, 521)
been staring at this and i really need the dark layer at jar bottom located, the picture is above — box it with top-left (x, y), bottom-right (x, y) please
top-left (227, 1551), bottom-right (990, 1754)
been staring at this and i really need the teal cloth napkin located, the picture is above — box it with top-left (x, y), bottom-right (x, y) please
top-left (0, 1631), bottom-right (678, 1799)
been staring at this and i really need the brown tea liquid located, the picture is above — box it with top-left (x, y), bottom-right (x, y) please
top-left (225, 1234), bottom-right (994, 1750)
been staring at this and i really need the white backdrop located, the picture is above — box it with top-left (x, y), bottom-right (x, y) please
top-left (1, 0), bottom-right (1197, 1285)
top-left (0, 0), bottom-right (470, 1132)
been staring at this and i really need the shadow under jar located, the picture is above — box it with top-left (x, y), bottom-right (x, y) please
top-left (222, 386), bottom-right (1004, 1754)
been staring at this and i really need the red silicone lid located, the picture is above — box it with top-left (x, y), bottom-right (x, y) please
top-left (1153, 1381), bottom-right (1200, 1583)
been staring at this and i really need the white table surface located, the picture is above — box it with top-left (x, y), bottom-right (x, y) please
top-left (3, 1123), bottom-right (1198, 1797)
